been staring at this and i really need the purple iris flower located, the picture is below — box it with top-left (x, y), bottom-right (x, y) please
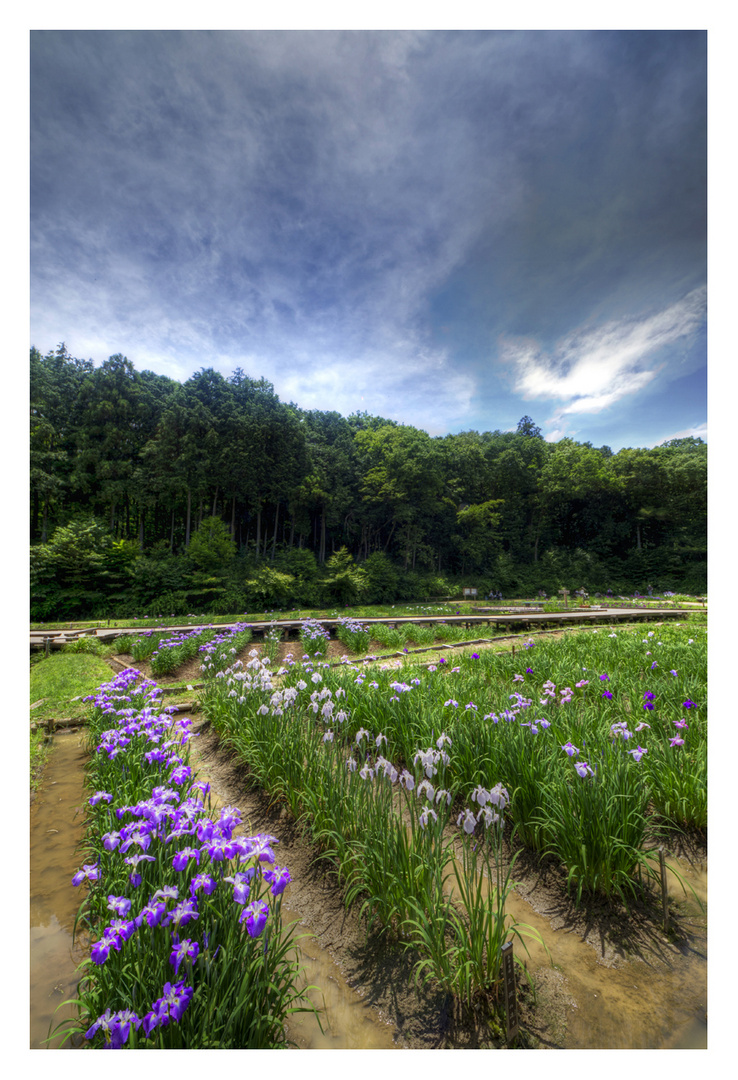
top-left (190, 873), bottom-right (217, 898)
top-left (86, 1008), bottom-right (141, 1048)
top-left (164, 897), bottom-right (199, 930)
top-left (91, 929), bottom-right (122, 965)
top-left (240, 899), bottom-right (269, 938)
top-left (107, 895), bottom-right (132, 917)
top-left (683, 699), bottom-right (696, 709)
top-left (170, 764), bottom-right (192, 786)
top-left (169, 937), bottom-right (200, 975)
top-left (602, 690), bottom-right (613, 699)
top-left (135, 900), bottom-right (167, 929)
top-left (172, 846), bottom-right (200, 872)
top-left (224, 870), bottom-right (254, 904)
top-left (152, 885), bottom-right (179, 903)
top-left (574, 761), bottom-right (593, 778)
top-left (142, 981), bottom-right (194, 1036)
top-left (263, 865), bottom-right (291, 896)
top-left (202, 836), bottom-right (235, 861)
top-left (72, 863), bottom-right (100, 887)
top-left (561, 741), bottom-right (580, 757)
top-left (145, 748), bottom-right (170, 765)
top-left (89, 791), bottom-right (113, 807)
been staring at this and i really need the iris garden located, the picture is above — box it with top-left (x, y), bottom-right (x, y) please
top-left (64, 611), bottom-right (706, 1046)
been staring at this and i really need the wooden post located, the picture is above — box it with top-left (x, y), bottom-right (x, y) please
top-left (501, 941), bottom-right (519, 1043)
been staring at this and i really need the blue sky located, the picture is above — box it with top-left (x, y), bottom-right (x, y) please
top-left (29, 26), bottom-right (707, 451)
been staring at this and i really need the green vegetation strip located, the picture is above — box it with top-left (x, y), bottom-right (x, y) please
top-left (55, 670), bottom-right (316, 1048)
top-left (200, 610), bottom-right (706, 1009)
top-left (30, 653), bottom-right (115, 720)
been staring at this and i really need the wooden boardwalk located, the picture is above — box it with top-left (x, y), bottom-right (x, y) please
top-left (30, 605), bottom-right (700, 649)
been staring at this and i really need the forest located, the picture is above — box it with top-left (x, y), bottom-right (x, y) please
top-left (30, 345), bottom-right (707, 620)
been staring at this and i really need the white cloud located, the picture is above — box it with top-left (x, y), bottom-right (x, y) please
top-left (500, 287), bottom-right (706, 417)
top-left (653, 423), bottom-right (707, 446)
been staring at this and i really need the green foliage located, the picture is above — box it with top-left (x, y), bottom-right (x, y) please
top-left (242, 566), bottom-right (296, 608)
top-left (186, 516), bottom-right (237, 572)
top-left (28, 347), bottom-right (707, 621)
top-left (321, 547), bottom-right (368, 605)
top-left (360, 551), bottom-right (400, 603)
top-left (62, 635), bottom-right (105, 656)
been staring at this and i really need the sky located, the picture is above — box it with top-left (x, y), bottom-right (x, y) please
top-left (28, 25), bottom-right (708, 452)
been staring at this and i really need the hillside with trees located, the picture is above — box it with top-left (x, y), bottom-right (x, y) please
top-left (30, 345), bottom-right (707, 620)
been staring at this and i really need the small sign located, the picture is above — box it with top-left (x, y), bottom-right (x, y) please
top-left (501, 941), bottom-right (519, 1043)
top-left (463, 588), bottom-right (478, 597)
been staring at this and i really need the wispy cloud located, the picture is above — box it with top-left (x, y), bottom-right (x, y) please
top-left (500, 287), bottom-right (706, 421)
top-left (653, 422), bottom-right (708, 446)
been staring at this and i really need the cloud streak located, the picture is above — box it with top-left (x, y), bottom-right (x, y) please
top-left (500, 287), bottom-right (706, 420)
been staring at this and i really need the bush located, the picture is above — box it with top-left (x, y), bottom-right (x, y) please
top-left (320, 548), bottom-right (368, 605)
top-left (360, 552), bottom-right (400, 604)
top-left (186, 517), bottom-right (237, 573)
top-left (62, 636), bottom-right (104, 656)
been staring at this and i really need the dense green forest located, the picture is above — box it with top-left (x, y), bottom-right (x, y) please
top-left (30, 344), bottom-right (707, 620)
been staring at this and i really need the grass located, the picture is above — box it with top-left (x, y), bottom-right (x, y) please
top-left (30, 727), bottom-right (52, 794)
top-left (30, 652), bottom-right (115, 720)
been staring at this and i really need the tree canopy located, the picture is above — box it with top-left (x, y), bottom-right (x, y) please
top-left (29, 346), bottom-right (707, 617)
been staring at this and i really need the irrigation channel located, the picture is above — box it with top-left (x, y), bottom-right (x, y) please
top-left (31, 725), bottom-right (707, 1050)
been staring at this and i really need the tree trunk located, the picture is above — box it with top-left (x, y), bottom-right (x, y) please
top-left (212, 488), bottom-right (219, 517)
top-left (319, 507), bottom-right (326, 564)
top-left (636, 521), bottom-right (642, 550)
top-left (230, 496), bottom-right (236, 538)
top-left (198, 499), bottom-right (203, 529)
top-left (139, 509), bottom-right (145, 550)
top-left (271, 501), bottom-right (279, 562)
top-left (41, 495), bottom-right (49, 544)
top-left (256, 506), bottom-right (261, 560)
top-left (170, 507), bottom-right (176, 552)
top-left (185, 489), bottom-right (192, 548)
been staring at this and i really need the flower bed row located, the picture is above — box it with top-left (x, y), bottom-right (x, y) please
top-left (61, 668), bottom-right (313, 1049)
top-left (203, 616), bottom-right (706, 928)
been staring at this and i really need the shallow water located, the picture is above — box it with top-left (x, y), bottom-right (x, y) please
top-left (505, 881), bottom-right (707, 1050)
top-left (29, 732), bottom-right (89, 1049)
top-left (29, 731), bottom-right (706, 1051)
